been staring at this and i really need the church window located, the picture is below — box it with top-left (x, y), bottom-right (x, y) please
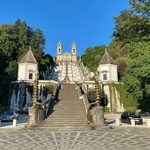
top-left (73, 49), bottom-right (75, 53)
top-left (58, 48), bottom-right (60, 52)
top-left (103, 73), bottom-right (107, 80)
top-left (29, 73), bottom-right (33, 79)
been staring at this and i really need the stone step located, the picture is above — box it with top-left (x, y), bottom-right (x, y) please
top-left (52, 107), bottom-right (85, 109)
top-left (48, 115), bottom-right (86, 118)
top-left (50, 110), bottom-right (86, 113)
top-left (32, 125), bottom-right (90, 130)
top-left (47, 114), bottom-right (86, 117)
top-left (34, 83), bottom-right (88, 129)
top-left (48, 117), bottom-right (86, 120)
top-left (48, 118), bottom-right (86, 121)
top-left (49, 113), bottom-right (85, 115)
top-left (53, 107), bottom-right (84, 110)
top-left (43, 122), bottom-right (87, 125)
top-left (45, 121), bottom-right (87, 124)
top-left (37, 124), bottom-right (87, 129)
top-left (53, 104), bottom-right (85, 107)
top-left (49, 114), bottom-right (86, 117)
top-left (38, 121), bottom-right (87, 125)
top-left (54, 104), bottom-right (84, 106)
top-left (45, 120), bottom-right (87, 123)
top-left (45, 118), bottom-right (87, 121)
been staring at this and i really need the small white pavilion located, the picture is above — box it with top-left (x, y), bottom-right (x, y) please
top-left (97, 50), bottom-right (118, 82)
top-left (17, 50), bottom-right (38, 81)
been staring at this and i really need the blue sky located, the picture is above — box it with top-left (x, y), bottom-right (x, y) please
top-left (0, 0), bottom-right (130, 57)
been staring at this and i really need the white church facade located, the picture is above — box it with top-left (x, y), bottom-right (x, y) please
top-left (17, 43), bottom-right (118, 83)
top-left (56, 41), bottom-right (77, 62)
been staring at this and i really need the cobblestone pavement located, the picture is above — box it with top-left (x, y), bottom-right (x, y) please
top-left (0, 127), bottom-right (150, 150)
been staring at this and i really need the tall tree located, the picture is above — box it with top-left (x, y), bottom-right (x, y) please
top-left (0, 24), bottom-right (18, 61)
top-left (0, 19), bottom-right (46, 107)
top-left (110, 0), bottom-right (150, 110)
top-left (129, 0), bottom-right (150, 18)
top-left (113, 10), bottom-right (150, 43)
top-left (81, 45), bottom-right (106, 72)
top-left (123, 55), bottom-right (150, 111)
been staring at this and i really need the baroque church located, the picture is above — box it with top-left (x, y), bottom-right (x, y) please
top-left (10, 41), bottom-right (124, 113)
top-left (56, 41), bottom-right (77, 62)
top-left (17, 41), bottom-right (118, 83)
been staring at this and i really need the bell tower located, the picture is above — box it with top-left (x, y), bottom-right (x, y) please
top-left (57, 41), bottom-right (62, 54)
top-left (71, 42), bottom-right (76, 54)
top-left (71, 42), bottom-right (77, 62)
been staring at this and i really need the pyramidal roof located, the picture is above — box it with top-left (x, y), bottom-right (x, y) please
top-left (20, 50), bottom-right (37, 64)
top-left (99, 50), bottom-right (116, 65)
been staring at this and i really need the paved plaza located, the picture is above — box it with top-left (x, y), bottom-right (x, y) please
top-left (0, 127), bottom-right (150, 150)
top-left (0, 114), bottom-right (150, 150)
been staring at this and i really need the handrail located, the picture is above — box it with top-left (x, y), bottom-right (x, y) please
top-left (44, 94), bottom-right (52, 117)
top-left (75, 83), bottom-right (93, 122)
top-left (44, 84), bottom-right (58, 117)
top-left (75, 83), bottom-right (90, 114)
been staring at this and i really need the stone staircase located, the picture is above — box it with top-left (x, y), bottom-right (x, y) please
top-left (35, 84), bottom-right (89, 130)
top-left (52, 61), bottom-right (84, 82)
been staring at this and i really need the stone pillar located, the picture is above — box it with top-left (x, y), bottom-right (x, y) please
top-left (131, 119), bottom-right (135, 127)
top-left (27, 77), bottom-right (39, 127)
top-left (146, 120), bottom-right (150, 127)
top-left (32, 79), bottom-right (39, 107)
top-left (27, 106), bottom-right (38, 126)
top-left (91, 76), bottom-right (105, 126)
top-left (91, 106), bottom-right (104, 125)
top-left (116, 119), bottom-right (120, 126)
top-left (13, 119), bottom-right (17, 127)
top-left (95, 80), bottom-right (100, 107)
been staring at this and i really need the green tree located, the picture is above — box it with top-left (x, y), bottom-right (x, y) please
top-left (128, 41), bottom-right (150, 58)
top-left (123, 55), bottom-right (150, 111)
top-left (113, 10), bottom-right (150, 43)
top-left (39, 54), bottom-right (54, 73)
top-left (117, 61), bottom-right (127, 81)
top-left (81, 45), bottom-right (106, 72)
top-left (0, 24), bottom-right (18, 61)
top-left (107, 0), bottom-right (150, 112)
top-left (129, 0), bottom-right (150, 18)
top-left (0, 19), bottom-right (46, 107)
